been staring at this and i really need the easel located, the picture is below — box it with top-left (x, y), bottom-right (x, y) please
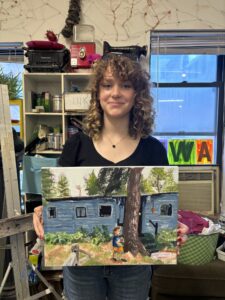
top-left (0, 84), bottom-right (62, 300)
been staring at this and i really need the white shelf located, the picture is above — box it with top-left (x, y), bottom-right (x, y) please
top-left (25, 112), bottom-right (63, 116)
top-left (64, 111), bottom-right (87, 116)
top-left (35, 150), bottom-right (62, 155)
top-left (23, 72), bottom-right (92, 151)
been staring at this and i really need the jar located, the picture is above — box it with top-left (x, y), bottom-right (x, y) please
top-left (53, 133), bottom-right (63, 150)
top-left (47, 133), bottom-right (54, 149)
top-left (52, 95), bottom-right (62, 112)
top-left (43, 92), bottom-right (51, 112)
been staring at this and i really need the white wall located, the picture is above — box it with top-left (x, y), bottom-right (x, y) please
top-left (0, 0), bottom-right (224, 46)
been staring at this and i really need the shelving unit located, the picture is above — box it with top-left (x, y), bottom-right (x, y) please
top-left (23, 72), bottom-right (92, 153)
top-left (22, 72), bottom-right (92, 246)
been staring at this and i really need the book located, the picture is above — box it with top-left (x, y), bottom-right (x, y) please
top-left (41, 166), bottom-right (178, 268)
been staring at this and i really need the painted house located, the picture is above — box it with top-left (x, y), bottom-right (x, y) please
top-left (43, 197), bottom-right (124, 234)
top-left (141, 193), bottom-right (178, 235)
top-left (43, 192), bottom-right (178, 236)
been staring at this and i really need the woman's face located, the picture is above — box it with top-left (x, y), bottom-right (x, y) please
top-left (98, 67), bottom-right (136, 120)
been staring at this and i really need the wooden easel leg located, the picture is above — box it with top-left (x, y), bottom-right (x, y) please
top-left (0, 193), bottom-right (7, 283)
top-left (0, 84), bottom-right (30, 299)
top-left (0, 262), bottom-right (12, 295)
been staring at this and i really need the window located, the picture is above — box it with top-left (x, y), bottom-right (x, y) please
top-left (160, 204), bottom-right (172, 216)
top-left (150, 31), bottom-right (225, 165)
top-left (0, 42), bottom-right (24, 98)
top-left (48, 207), bottom-right (56, 218)
top-left (76, 207), bottom-right (87, 218)
top-left (1, 62), bottom-right (24, 99)
top-left (99, 205), bottom-right (112, 217)
top-left (9, 99), bottom-right (23, 138)
top-left (0, 42), bottom-right (24, 135)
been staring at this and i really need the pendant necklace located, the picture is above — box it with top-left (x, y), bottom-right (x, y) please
top-left (104, 134), bottom-right (129, 149)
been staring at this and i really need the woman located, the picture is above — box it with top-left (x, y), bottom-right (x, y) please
top-left (34, 54), bottom-right (187, 300)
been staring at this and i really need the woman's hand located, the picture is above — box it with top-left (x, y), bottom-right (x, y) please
top-left (177, 220), bottom-right (189, 254)
top-left (33, 205), bottom-right (44, 240)
top-left (177, 221), bottom-right (188, 244)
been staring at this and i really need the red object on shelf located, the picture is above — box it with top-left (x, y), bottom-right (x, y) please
top-left (70, 42), bottom-right (96, 68)
top-left (26, 40), bottom-right (65, 50)
top-left (46, 30), bottom-right (58, 42)
top-left (70, 24), bottom-right (96, 69)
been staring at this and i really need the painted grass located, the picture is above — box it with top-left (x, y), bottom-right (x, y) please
top-left (44, 241), bottom-right (176, 267)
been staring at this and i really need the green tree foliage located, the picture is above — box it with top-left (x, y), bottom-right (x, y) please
top-left (162, 168), bottom-right (178, 192)
top-left (0, 67), bottom-right (22, 99)
top-left (140, 176), bottom-right (154, 194)
top-left (97, 167), bottom-right (130, 196)
top-left (148, 168), bottom-right (167, 193)
top-left (148, 168), bottom-right (178, 193)
top-left (57, 174), bottom-right (70, 197)
top-left (85, 170), bottom-right (100, 195)
top-left (42, 169), bottom-right (57, 199)
top-left (84, 167), bottom-right (177, 197)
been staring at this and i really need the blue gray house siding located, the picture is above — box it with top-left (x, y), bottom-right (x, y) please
top-left (43, 197), bottom-right (124, 234)
top-left (43, 193), bottom-right (178, 235)
top-left (141, 193), bottom-right (178, 235)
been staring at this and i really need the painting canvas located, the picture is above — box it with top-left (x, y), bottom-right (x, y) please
top-left (41, 166), bottom-right (179, 268)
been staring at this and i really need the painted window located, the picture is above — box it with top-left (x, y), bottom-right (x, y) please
top-left (48, 207), bottom-right (56, 218)
top-left (99, 205), bottom-right (112, 217)
top-left (76, 207), bottom-right (87, 218)
top-left (160, 204), bottom-right (172, 216)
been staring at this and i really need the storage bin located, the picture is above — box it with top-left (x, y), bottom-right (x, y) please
top-left (22, 155), bottom-right (58, 195)
top-left (178, 233), bottom-right (219, 265)
top-left (64, 92), bottom-right (91, 111)
top-left (216, 244), bottom-right (225, 261)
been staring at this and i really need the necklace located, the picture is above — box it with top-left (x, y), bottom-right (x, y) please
top-left (104, 134), bottom-right (129, 149)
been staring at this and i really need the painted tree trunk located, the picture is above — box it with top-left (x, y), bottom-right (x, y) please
top-left (123, 167), bottom-right (147, 256)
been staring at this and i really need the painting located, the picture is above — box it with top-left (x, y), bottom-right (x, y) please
top-left (41, 166), bottom-right (178, 268)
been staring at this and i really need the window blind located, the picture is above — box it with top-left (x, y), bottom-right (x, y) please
top-left (0, 42), bottom-right (24, 62)
top-left (150, 30), bottom-right (225, 55)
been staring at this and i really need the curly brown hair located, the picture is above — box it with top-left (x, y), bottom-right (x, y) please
top-left (83, 54), bottom-right (155, 140)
